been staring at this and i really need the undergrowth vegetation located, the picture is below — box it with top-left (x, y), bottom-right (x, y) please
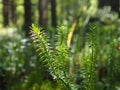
top-left (0, 21), bottom-right (120, 90)
top-left (0, 28), bottom-right (36, 89)
top-left (28, 24), bottom-right (120, 90)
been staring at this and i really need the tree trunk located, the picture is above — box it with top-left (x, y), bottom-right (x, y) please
top-left (24, 0), bottom-right (32, 35)
top-left (2, 0), bottom-right (9, 26)
top-left (38, 0), bottom-right (48, 27)
top-left (10, 0), bottom-right (16, 24)
top-left (51, 0), bottom-right (57, 27)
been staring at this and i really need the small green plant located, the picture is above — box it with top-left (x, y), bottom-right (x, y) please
top-left (29, 24), bottom-right (120, 90)
top-left (30, 24), bottom-right (76, 90)
top-left (29, 24), bottom-right (100, 90)
top-left (81, 24), bottom-right (98, 90)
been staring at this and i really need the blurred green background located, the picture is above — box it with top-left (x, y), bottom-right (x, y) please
top-left (0, 0), bottom-right (120, 90)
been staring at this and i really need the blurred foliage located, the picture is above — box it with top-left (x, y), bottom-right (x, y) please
top-left (0, 27), bottom-right (36, 89)
top-left (0, 0), bottom-right (120, 90)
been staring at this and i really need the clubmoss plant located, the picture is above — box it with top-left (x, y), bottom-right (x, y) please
top-left (108, 43), bottom-right (115, 90)
top-left (30, 24), bottom-right (74, 90)
top-left (107, 38), bottom-right (117, 90)
top-left (29, 24), bottom-right (120, 90)
top-left (82, 24), bottom-right (98, 90)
